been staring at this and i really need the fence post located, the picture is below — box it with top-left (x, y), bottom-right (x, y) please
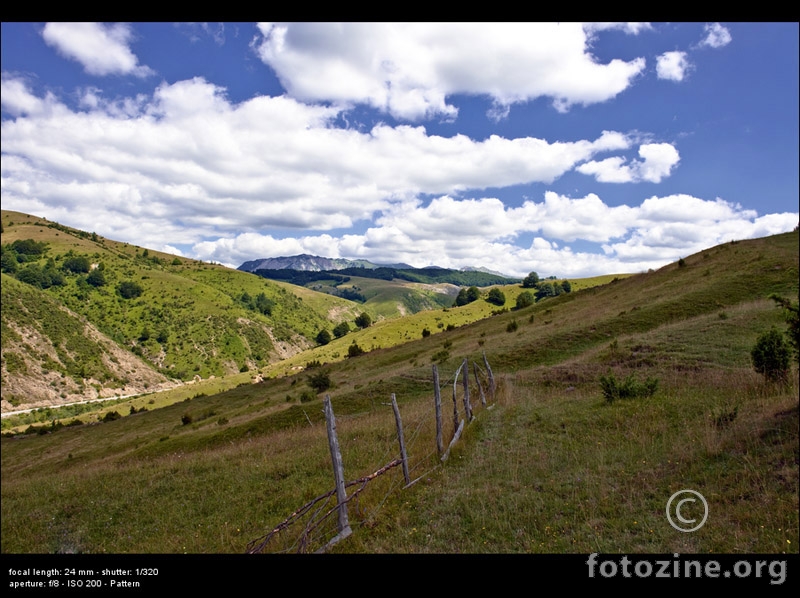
top-left (461, 358), bottom-right (473, 422)
top-left (473, 361), bottom-right (487, 407)
top-left (323, 395), bottom-right (352, 541)
top-left (390, 393), bottom-right (411, 486)
top-left (483, 351), bottom-right (495, 400)
top-left (433, 364), bottom-right (443, 457)
top-left (452, 360), bottom-right (463, 437)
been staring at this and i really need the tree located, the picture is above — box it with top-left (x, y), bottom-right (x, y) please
top-left (355, 312), bottom-right (372, 329)
top-left (486, 288), bottom-right (506, 306)
top-left (770, 294), bottom-right (799, 363)
top-left (117, 280), bottom-right (144, 299)
top-left (454, 286), bottom-right (481, 307)
top-left (516, 291), bottom-right (535, 309)
top-left (348, 341), bottom-right (365, 357)
top-left (535, 282), bottom-right (556, 301)
top-left (561, 280), bottom-right (572, 293)
top-left (751, 327), bottom-right (791, 384)
top-left (86, 268), bottom-right (106, 287)
top-left (307, 370), bottom-right (331, 393)
top-left (333, 321), bottom-right (350, 338)
top-left (254, 292), bottom-right (273, 316)
top-left (62, 255), bottom-right (90, 273)
top-left (316, 329), bottom-right (332, 346)
top-left (521, 271), bottom-right (540, 288)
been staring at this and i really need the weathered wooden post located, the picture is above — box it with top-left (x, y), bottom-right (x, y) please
top-left (473, 361), bottom-right (487, 407)
top-left (433, 364), bottom-right (443, 457)
top-left (452, 360), bottom-right (463, 435)
top-left (483, 351), bottom-right (496, 400)
top-left (390, 393), bottom-right (411, 486)
top-left (323, 395), bottom-right (352, 544)
top-left (461, 358), bottom-right (472, 422)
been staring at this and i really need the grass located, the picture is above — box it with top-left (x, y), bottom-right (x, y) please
top-left (1, 226), bottom-right (797, 554)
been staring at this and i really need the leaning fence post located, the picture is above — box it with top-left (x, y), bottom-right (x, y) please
top-left (323, 395), bottom-right (352, 542)
top-left (483, 351), bottom-right (495, 400)
top-left (473, 361), bottom-right (487, 407)
top-left (390, 393), bottom-right (411, 486)
top-left (452, 360), bottom-right (463, 436)
top-left (461, 358), bottom-right (473, 422)
top-left (433, 364), bottom-right (443, 457)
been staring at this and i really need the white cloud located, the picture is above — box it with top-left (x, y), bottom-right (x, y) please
top-left (576, 142), bottom-right (680, 183)
top-left (1, 77), bottom-right (639, 252)
top-left (656, 51), bottom-right (691, 82)
top-left (700, 23), bottom-right (732, 49)
top-left (186, 192), bottom-right (797, 278)
top-left (41, 22), bottom-right (153, 77)
top-left (2, 76), bottom-right (796, 280)
top-left (252, 22), bottom-right (648, 120)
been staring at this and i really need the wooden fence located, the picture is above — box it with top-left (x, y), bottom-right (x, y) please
top-left (246, 352), bottom-right (496, 554)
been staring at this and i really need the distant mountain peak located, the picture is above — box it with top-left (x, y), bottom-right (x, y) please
top-left (238, 254), bottom-right (413, 273)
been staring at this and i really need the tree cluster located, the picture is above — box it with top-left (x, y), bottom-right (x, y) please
top-left (520, 271), bottom-right (572, 302)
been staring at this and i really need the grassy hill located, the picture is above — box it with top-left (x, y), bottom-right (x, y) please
top-left (1, 210), bottom-right (608, 412)
top-left (1, 227), bottom-right (797, 554)
top-left (0, 210), bottom-right (368, 410)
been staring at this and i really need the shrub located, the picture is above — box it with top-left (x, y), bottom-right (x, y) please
top-left (299, 390), bottom-right (316, 403)
top-left (348, 341), bottom-right (365, 357)
top-left (506, 319), bottom-right (519, 333)
top-left (308, 370), bottom-right (332, 393)
top-left (86, 268), bottom-right (106, 287)
top-left (316, 329), bottom-right (332, 345)
top-left (599, 372), bottom-right (659, 404)
top-left (486, 288), bottom-right (506, 306)
top-left (355, 312), bottom-right (372, 329)
top-left (421, 328), bottom-right (431, 338)
top-left (181, 413), bottom-right (193, 425)
top-left (102, 410), bottom-right (122, 422)
top-left (751, 327), bottom-right (791, 384)
top-left (333, 321), bottom-right (351, 338)
top-left (516, 291), bottom-right (535, 309)
top-left (117, 280), bottom-right (144, 299)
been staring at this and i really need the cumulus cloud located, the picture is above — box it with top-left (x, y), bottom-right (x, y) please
top-left (252, 22), bottom-right (648, 120)
top-left (2, 69), bottom-right (796, 279)
top-left (656, 51), bottom-right (691, 81)
top-left (0, 77), bottom-right (640, 253)
top-left (700, 23), bottom-right (732, 48)
top-left (576, 143), bottom-right (680, 183)
top-left (41, 22), bottom-right (153, 77)
top-left (188, 191), bottom-right (798, 278)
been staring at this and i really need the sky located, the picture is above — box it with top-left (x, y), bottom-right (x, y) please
top-left (1, 22), bottom-right (798, 278)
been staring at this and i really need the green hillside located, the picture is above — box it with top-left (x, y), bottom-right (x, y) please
top-left (0, 210), bottom-right (363, 409)
top-left (1, 227), bottom-right (796, 554)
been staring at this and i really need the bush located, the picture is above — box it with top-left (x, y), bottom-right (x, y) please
top-left (421, 328), bottom-right (431, 338)
top-left (506, 319), bottom-right (519, 333)
top-left (102, 410), bottom-right (122, 422)
top-left (181, 413), bottom-right (193, 425)
top-left (117, 280), bottom-right (144, 299)
top-left (333, 321), bottom-right (351, 338)
top-left (486, 288), bottom-right (506, 306)
top-left (516, 291), bottom-right (534, 309)
top-left (348, 341), bottom-right (365, 357)
top-left (751, 327), bottom-right (791, 384)
top-left (521, 271), bottom-right (539, 288)
top-left (355, 312), bottom-right (372, 329)
top-left (308, 370), bottom-right (332, 393)
top-left (599, 372), bottom-right (659, 404)
top-left (316, 329), bottom-right (332, 345)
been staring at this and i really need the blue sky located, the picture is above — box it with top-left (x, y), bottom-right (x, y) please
top-left (1, 22), bottom-right (797, 278)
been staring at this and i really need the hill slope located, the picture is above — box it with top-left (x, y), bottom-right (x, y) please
top-left (1, 210), bottom-right (366, 410)
top-left (1, 229), bottom-right (797, 554)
